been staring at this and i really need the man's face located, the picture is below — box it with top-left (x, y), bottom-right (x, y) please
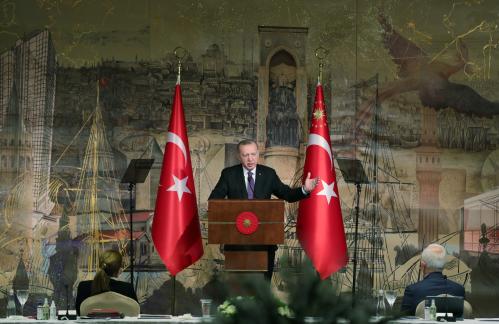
top-left (238, 143), bottom-right (259, 170)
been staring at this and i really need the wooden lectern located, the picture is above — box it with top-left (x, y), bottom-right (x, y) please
top-left (208, 199), bottom-right (284, 271)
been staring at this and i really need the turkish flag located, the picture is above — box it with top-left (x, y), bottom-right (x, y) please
top-left (297, 82), bottom-right (348, 279)
top-left (152, 83), bottom-right (203, 276)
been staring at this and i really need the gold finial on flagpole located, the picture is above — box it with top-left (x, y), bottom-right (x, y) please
top-left (315, 46), bottom-right (329, 84)
top-left (173, 46), bottom-right (187, 84)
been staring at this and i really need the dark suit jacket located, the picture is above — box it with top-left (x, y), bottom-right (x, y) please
top-left (208, 164), bottom-right (307, 202)
top-left (401, 272), bottom-right (465, 315)
top-left (75, 279), bottom-right (138, 315)
top-left (209, 164), bottom-right (307, 279)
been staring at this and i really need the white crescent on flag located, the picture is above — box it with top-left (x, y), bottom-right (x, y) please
top-left (308, 133), bottom-right (333, 169)
top-left (166, 131), bottom-right (187, 167)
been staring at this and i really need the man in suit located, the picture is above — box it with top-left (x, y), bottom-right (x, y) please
top-left (209, 139), bottom-right (318, 280)
top-left (401, 243), bottom-right (465, 315)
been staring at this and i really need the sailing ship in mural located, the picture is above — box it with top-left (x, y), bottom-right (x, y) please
top-left (70, 82), bottom-right (129, 275)
top-left (63, 82), bottom-right (174, 304)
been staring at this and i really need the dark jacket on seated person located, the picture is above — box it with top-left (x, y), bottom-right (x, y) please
top-left (75, 279), bottom-right (138, 315)
top-left (401, 271), bottom-right (465, 315)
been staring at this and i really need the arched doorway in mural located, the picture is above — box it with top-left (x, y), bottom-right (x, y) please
top-left (266, 50), bottom-right (300, 148)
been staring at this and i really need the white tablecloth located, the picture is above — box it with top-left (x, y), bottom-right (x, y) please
top-left (393, 318), bottom-right (499, 323)
top-left (2, 316), bottom-right (499, 323)
top-left (0, 315), bottom-right (210, 324)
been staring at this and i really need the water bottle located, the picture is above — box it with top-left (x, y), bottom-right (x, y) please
top-left (37, 302), bottom-right (44, 320)
top-left (6, 289), bottom-right (16, 318)
top-left (376, 289), bottom-right (386, 316)
top-left (424, 303), bottom-right (430, 320)
top-left (43, 298), bottom-right (50, 320)
top-left (429, 298), bottom-right (437, 321)
top-left (50, 300), bottom-right (57, 320)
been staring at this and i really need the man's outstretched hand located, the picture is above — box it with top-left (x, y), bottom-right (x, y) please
top-left (303, 172), bottom-right (320, 194)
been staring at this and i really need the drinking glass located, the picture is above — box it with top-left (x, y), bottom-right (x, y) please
top-left (384, 289), bottom-right (398, 311)
top-left (16, 289), bottom-right (29, 316)
top-left (200, 299), bottom-right (212, 318)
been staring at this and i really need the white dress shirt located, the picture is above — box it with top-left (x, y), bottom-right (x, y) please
top-left (243, 167), bottom-right (256, 189)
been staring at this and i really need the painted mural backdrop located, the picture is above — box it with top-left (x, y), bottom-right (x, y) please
top-left (1, 0), bottom-right (499, 317)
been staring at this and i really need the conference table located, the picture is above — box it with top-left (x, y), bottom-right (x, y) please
top-left (393, 319), bottom-right (499, 324)
top-left (1, 317), bottom-right (499, 323)
top-left (393, 320), bottom-right (499, 324)
top-left (0, 315), bottom-right (207, 324)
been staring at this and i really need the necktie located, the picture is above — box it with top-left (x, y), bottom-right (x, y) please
top-left (247, 171), bottom-right (255, 199)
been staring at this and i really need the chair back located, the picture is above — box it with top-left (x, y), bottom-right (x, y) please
top-left (415, 299), bottom-right (426, 318)
top-left (80, 291), bottom-right (140, 317)
top-left (415, 294), bottom-right (472, 319)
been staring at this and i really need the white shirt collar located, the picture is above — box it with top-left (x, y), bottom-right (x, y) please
top-left (242, 166), bottom-right (256, 175)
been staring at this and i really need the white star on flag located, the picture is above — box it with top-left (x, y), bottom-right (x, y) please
top-left (316, 179), bottom-right (338, 205)
top-left (167, 175), bottom-right (191, 201)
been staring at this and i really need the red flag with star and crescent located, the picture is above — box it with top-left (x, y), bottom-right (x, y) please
top-left (152, 82), bottom-right (203, 276)
top-left (297, 82), bottom-right (348, 279)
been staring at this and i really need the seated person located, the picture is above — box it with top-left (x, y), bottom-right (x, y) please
top-left (75, 250), bottom-right (138, 315)
top-left (401, 243), bottom-right (465, 315)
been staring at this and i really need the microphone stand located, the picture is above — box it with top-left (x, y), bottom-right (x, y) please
top-left (336, 158), bottom-right (369, 304)
top-left (120, 159), bottom-right (154, 289)
top-left (128, 182), bottom-right (136, 287)
top-left (352, 181), bottom-right (362, 301)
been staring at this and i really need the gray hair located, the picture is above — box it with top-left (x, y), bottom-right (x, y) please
top-left (237, 139), bottom-right (258, 152)
top-left (422, 243), bottom-right (447, 271)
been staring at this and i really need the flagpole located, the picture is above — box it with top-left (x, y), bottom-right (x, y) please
top-left (168, 46), bottom-right (186, 317)
top-left (153, 45), bottom-right (203, 314)
top-left (298, 47), bottom-right (348, 281)
top-left (171, 275), bottom-right (176, 316)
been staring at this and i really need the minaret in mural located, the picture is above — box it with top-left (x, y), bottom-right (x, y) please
top-left (0, 29), bottom-right (56, 218)
top-left (416, 107), bottom-right (442, 248)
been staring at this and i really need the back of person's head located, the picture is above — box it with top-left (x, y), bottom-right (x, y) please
top-left (421, 243), bottom-right (446, 272)
top-left (91, 250), bottom-right (123, 296)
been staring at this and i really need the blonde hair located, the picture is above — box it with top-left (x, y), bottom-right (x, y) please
top-left (91, 250), bottom-right (123, 296)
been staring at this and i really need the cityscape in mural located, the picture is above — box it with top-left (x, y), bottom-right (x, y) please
top-left (0, 0), bottom-right (498, 317)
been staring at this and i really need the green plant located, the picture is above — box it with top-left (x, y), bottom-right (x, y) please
top-left (213, 258), bottom-right (397, 324)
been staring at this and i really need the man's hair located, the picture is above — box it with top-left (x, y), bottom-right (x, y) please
top-left (421, 243), bottom-right (446, 271)
top-left (237, 139), bottom-right (258, 152)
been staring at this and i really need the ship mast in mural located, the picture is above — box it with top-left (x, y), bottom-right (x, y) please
top-left (343, 78), bottom-right (418, 295)
top-left (71, 81), bottom-right (128, 276)
top-left (51, 79), bottom-right (168, 304)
